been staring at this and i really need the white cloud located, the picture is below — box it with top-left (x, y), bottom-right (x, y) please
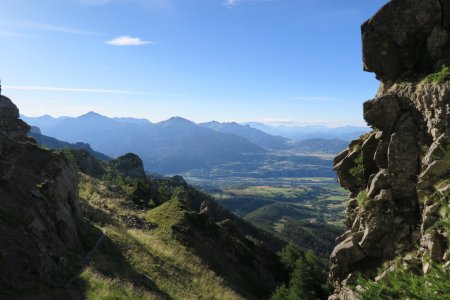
top-left (4, 85), bottom-right (139, 94)
top-left (106, 35), bottom-right (152, 46)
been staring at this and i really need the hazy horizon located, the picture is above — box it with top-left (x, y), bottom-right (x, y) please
top-left (21, 109), bottom-right (369, 128)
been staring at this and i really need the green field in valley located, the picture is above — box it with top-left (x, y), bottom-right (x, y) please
top-left (180, 150), bottom-right (348, 259)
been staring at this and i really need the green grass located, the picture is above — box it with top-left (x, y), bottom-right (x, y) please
top-left (245, 202), bottom-right (316, 224)
top-left (146, 196), bottom-right (187, 231)
top-left (214, 182), bottom-right (347, 259)
top-left (79, 268), bottom-right (157, 300)
top-left (357, 264), bottom-right (450, 299)
top-left (423, 65), bottom-right (450, 84)
top-left (78, 224), bottom-right (243, 300)
top-left (76, 174), bottom-right (272, 299)
top-left (324, 195), bottom-right (347, 201)
top-left (356, 190), bottom-right (368, 207)
top-left (227, 186), bottom-right (310, 200)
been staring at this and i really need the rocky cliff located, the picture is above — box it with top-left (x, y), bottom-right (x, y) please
top-left (0, 95), bottom-right (83, 293)
top-left (330, 0), bottom-right (450, 298)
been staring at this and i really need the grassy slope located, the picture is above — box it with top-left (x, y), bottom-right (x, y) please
top-left (75, 173), bottom-right (285, 299)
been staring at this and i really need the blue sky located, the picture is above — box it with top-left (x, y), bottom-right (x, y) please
top-left (0, 0), bottom-right (388, 126)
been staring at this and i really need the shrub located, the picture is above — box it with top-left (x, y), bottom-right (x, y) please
top-left (357, 263), bottom-right (450, 299)
top-left (279, 242), bottom-right (303, 272)
top-left (424, 65), bottom-right (450, 84)
top-left (272, 247), bottom-right (329, 300)
top-left (349, 152), bottom-right (365, 182)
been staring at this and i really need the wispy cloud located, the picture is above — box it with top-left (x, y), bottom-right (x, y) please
top-left (223, 0), bottom-right (279, 8)
top-left (291, 96), bottom-right (338, 102)
top-left (77, 0), bottom-right (173, 10)
top-left (248, 117), bottom-right (367, 127)
top-left (106, 35), bottom-right (152, 46)
top-left (0, 30), bottom-right (23, 37)
top-left (78, 0), bottom-right (113, 5)
top-left (1, 20), bottom-right (99, 36)
top-left (224, 0), bottom-right (241, 7)
top-left (4, 85), bottom-right (140, 94)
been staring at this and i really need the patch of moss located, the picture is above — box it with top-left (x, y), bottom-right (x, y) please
top-left (423, 65), bottom-right (450, 84)
top-left (349, 152), bottom-right (365, 183)
top-left (356, 190), bottom-right (368, 207)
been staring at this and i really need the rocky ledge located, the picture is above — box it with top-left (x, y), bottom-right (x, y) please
top-left (329, 0), bottom-right (450, 298)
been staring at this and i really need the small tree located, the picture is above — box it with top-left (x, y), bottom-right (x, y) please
top-left (272, 247), bottom-right (330, 300)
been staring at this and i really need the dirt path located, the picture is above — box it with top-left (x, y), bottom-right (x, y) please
top-left (65, 229), bottom-right (107, 300)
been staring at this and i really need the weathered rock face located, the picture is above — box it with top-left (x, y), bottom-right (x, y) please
top-left (330, 0), bottom-right (450, 298)
top-left (0, 95), bottom-right (82, 291)
top-left (362, 0), bottom-right (450, 82)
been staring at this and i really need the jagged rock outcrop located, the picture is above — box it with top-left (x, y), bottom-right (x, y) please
top-left (110, 153), bottom-right (145, 178)
top-left (0, 95), bottom-right (82, 292)
top-left (362, 0), bottom-right (450, 82)
top-left (330, 0), bottom-right (450, 298)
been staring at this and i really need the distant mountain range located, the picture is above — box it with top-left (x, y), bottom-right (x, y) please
top-left (199, 121), bottom-right (289, 150)
top-left (22, 113), bottom-right (265, 174)
top-left (22, 113), bottom-right (354, 174)
top-left (244, 122), bottom-right (369, 141)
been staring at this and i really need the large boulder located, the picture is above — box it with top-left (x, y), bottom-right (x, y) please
top-left (362, 0), bottom-right (450, 82)
top-left (363, 95), bottom-right (400, 133)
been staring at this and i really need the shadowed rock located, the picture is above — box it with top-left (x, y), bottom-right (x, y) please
top-left (362, 0), bottom-right (450, 82)
top-left (0, 95), bottom-right (82, 291)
